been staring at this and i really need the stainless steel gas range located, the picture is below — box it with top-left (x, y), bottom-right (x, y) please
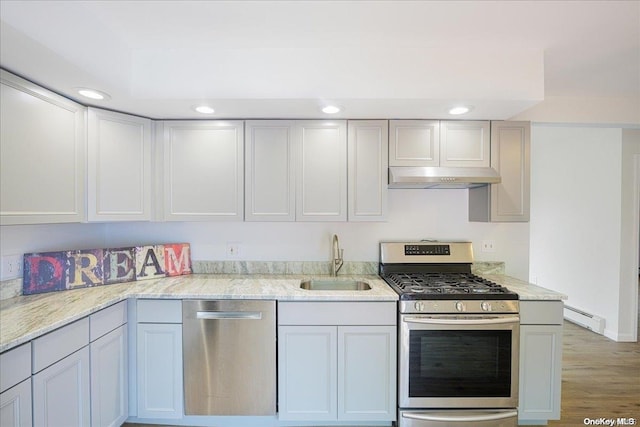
top-left (379, 241), bottom-right (520, 427)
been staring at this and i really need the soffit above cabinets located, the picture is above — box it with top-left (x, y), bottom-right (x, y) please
top-left (0, 1), bottom-right (637, 120)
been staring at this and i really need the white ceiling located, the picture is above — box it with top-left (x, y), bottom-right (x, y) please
top-left (1, 0), bottom-right (638, 120)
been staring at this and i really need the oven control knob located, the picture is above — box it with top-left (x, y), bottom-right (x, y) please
top-left (414, 301), bottom-right (425, 312)
top-left (455, 301), bottom-right (466, 312)
top-left (481, 302), bottom-right (492, 312)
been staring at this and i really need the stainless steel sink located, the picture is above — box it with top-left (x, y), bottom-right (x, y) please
top-left (299, 280), bottom-right (371, 291)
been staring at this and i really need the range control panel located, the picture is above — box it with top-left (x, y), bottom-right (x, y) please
top-left (404, 244), bottom-right (451, 256)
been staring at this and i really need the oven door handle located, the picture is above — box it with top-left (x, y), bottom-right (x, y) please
top-left (402, 409), bottom-right (518, 422)
top-left (403, 315), bottom-right (519, 325)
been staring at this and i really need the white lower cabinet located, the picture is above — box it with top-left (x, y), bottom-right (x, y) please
top-left (337, 326), bottom-right (397, 421)
top-left (278, 302), bottom-right (397, 422)
top-left (136, 323), bottom-right (183, 419)
top-left (33, 346), bottom-right (91, 427)
top-left (519, 300), bottom-right (563, 423)
top-left (3, 303), bottom-right (129, 427)
top-left (91, 325), bottom-right (128, 427)
top-left (0, 342), bottom-right (31, 427)
top-left (279, 325), bottom-right (338, 420)
top-left (136, 300), bottom-right (184, 420)
top-left (0, 380), bottom-right (32, 427)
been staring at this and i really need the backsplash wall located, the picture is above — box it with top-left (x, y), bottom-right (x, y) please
top-left (0, 189), bottom-right (530, 282)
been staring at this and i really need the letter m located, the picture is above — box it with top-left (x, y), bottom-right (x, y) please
top-left (164, 244), bottom-right (192, 276)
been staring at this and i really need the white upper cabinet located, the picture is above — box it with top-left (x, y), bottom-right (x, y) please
top-left (247, 120), bottom-right (381, 222)
top-left (0, 70), bottom-right (86, 225)
top-left (245, 121), bottom-right (296, 221)
top-left (87, 108), bottom-right (153, 222)
top-left (347, 120), bottom-right (388, 221)
top-left (469, 121), bottom-right (531, 222)
top-left (440, 120), bottom-right (490, 167)
top-left (389, 120), bottom-right (490, 168)
top-left (295, 121), bottom-right (347, 222)
top-left (159, 120), bottom-right (244, 221)
top-left (389, 120), bottom-right (439, 167)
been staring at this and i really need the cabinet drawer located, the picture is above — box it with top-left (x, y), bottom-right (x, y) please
top-left (278, 302), bottom-right (396, 326)
top-left (90, 300), bottom-right (127, 341)
top-left (32, 317), bottom-right (89, 373)
top-left (0, 343), bottom-right (31, 393)
top-left (137, 299), bottom-right (182, 323)
top-left (520, 301), bottom-right (564, 325)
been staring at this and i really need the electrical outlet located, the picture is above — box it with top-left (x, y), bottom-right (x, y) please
top-left (226, 242), bottom-right (241, 258)
top-left (1, 254), bottom-right (23, 280)
top-left (481, 240), bottom-right (496, 253)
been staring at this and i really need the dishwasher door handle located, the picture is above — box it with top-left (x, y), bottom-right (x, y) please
top-left (196, 311), bottom-right (263, 320)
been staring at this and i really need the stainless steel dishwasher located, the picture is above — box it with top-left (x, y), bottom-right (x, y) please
top-left (182, 300), bottom-right (276, 415)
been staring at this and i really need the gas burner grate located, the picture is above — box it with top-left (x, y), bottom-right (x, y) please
top-left (382, 272), bottom-right (518, 300)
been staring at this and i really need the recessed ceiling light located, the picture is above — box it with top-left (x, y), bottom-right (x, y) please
top-left (76, 88), bottom-right (110, 101)
top-left (322, 105), bottom-right (341, 114)
top-left (448, 106), bottom-right (472, 115)
top-left (194, 105), bottom-right (215, 114)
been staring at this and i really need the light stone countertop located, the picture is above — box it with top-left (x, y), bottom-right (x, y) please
top-left (481, 274), bottom-right (568, 301)
top-left (0, 274), bottom-right (397, 353)
top-left (0, 271), bottom-right (566, 353)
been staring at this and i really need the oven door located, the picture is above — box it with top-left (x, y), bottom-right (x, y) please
top-left (399, 313), bottom-right (519, 409)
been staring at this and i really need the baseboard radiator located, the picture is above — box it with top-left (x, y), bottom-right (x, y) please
top-left (564, 305), bottom-right (605, 334)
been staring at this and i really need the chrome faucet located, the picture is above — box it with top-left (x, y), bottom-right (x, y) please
top-left (332, 234), bottom-right (344, 276)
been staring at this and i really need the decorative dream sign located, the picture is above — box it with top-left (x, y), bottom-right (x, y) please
top-left (23, 243), bottom-right (191, 296)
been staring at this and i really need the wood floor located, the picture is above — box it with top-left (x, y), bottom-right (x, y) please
top-left (544, 319), bottom-right (640, 426)
top-left (125, 318), bottom-right (640, 427)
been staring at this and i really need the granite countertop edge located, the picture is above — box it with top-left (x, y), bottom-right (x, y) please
top-left (0, 274), bottom-right (396, 353)
top-left (0, 273), bottom-right (566, 353)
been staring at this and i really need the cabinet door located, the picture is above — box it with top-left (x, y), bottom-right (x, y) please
top-left (490, 121), bottom-right (530, 221)
top-left (88, 108), bottom-right (152, 221)
top-left (0, 380), bottom-right (32, 427)
top-left (278, 326), bottom-right (337, 421)
top-left (440, 120), bottom-right (490, 167)
top-left (389, 120), bottom-right (439, 166)
top-left (33, 346), bottom-right (90, 427)
top-left (91, 325), bottom-right (128, 427)
top-left (519, 325), bottom-right (562, 421)
top-left (161, 120), bottom-right (244, 221)
top-left (295, 121), bottom-right (347, 221)
top-left (0, 70), bottom-right (86, 225)
top-left (348, 120), bottom-right (388, 221)
top-left (245, 120), bottom-right (295, 221)
top-left (338, 326), bottom-right (396, 421)
top-left (469, 121), bottom-right (530, 222)
top-left (136, 323), bottom-right (183, 419)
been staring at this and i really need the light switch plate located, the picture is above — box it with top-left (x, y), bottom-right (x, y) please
top-left (481, 240), bottom-right (496, 253)
top-left (226, 242), bottom-right (241, 259)
top-left (1, 254), bottom-right (22, 280)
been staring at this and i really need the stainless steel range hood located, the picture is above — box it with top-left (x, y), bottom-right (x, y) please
top-left (388, 166), bottom-right (501, 189)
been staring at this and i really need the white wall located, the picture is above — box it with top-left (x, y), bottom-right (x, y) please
top-left (529, 124), bottom-right (639, 341)
top-left (0, 223), bottom-right (108, 255)
top-left (0, 188), bottom-right (531, 280)
top-left (619, 130), bottom-right (640, 341)
top-left (104, 188), bottom-right (530, 278)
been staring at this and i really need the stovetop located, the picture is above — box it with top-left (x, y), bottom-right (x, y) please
top-left (379, 241), bottom-right (519, 302)
top-left (381, 272), bottom-right (519, 300)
